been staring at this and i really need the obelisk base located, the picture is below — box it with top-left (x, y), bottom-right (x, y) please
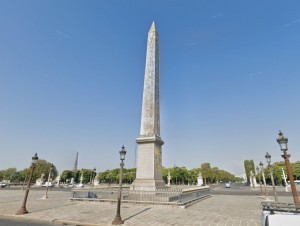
top-left (131, 179), bottom-right (166, 191)
top-left (131, 136), bottom-right (166, 191)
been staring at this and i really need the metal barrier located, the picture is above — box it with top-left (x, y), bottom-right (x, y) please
top-left (262, 202), bottom-right (300, 213)
top-left (71, 187), bottom-right (210, 206)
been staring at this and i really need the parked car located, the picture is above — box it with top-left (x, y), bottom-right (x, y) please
top-left (225, 183), bottom-right (231, 188)
top-left (262, 202), bottom-right (300, 226)
top-left (42, 182), bottom-right (54, 187)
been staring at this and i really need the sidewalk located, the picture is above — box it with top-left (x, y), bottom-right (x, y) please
top-left (0, 189), bottom-right (293, 226)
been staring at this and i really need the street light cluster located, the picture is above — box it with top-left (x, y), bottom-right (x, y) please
top-left (15, 145), bottom-right (128, 221)
top-left (256, 131), bottom-right (300, 210)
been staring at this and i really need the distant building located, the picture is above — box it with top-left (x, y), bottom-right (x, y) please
top-left (238, 174), bottom-right (247, 183)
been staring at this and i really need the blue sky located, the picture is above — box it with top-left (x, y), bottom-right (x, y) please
top-left (1, 1), bottom-right (300, 175)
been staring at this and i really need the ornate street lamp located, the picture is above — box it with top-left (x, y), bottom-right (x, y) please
top-left (16, 153), bottom-right (39, 215)
top-left (256, 166), bottom-right (263, 196)
top-left (42, 163), bottom-right (54, 199)
top-left (277, 131), bottom-right (300, 209)
top-left (265, 152), bottom-right (278, 203)
top-left (112, 145), bottom-right (126, 225)
top-left (259, 161), bottom-right (269, 199)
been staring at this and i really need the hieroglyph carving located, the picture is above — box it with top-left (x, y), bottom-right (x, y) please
top-left (140, 28), bottom-right (160, 137)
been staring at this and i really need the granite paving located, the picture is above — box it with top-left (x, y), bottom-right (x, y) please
top-left (0, 188), bottom-right (294, 226)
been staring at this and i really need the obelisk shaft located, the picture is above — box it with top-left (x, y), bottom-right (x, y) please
top-left (131, 22), bottom-right (165, 191)
top-left (140, 22), bottom-right (160, 137)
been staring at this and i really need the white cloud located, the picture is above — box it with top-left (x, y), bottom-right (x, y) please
top-left (284, 18), bottom-right (300, 28)
top-left (212, 14), bottom-right (224, 19)
top-left (247, 71), bottom-right (263, 77)
top-left (56, 30), bottom-right (72, 39)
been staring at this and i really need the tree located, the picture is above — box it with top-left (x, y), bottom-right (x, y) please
top-left (122, 168), bottom-right (136, 183)
top-left (271, 161), bottom-right (286, 185)
top-left (0, 160), bottom-right (58, 183)
top-left (60, 170), bottom-right (73, 183)
top-left (162, 167), bottom-right (169, 183)
top-left (210, 167), bottom-right (220, 183)
top-left (201, 163), bottom-right (211, 185)
top-left (188, 168), bottom-right (201, 185)
top-left (0, 168), bottom-right (17, 181)
top-left (292, 161), bottom-right (300, 180)
top-left (169, 166), bottom-right (189, 185)
top-left (32, 159), bottom-right (58, 182)
top-left (98, 168), bottom-right (136, 184)
top-left (244, 160), bottom-right (255, 185)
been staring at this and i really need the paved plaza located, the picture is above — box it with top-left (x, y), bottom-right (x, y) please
top-left (0, 188), bottom-right (295, 226)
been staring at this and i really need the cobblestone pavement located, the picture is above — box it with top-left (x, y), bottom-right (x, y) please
top-left (0, 189), bottom-right (294, 226)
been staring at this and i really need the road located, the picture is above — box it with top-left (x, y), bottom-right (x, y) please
top-left (0, 183), bottom-right (297, 225)
top-left (1, 186), bottom-right (72, 192)
top-left (210, 182), bottom-right (299, 197)
top-left (0, 216), bottom-right (55, 226)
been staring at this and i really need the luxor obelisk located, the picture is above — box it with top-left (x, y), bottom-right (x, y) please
top-left (131, 22), bottom-right (166, 191)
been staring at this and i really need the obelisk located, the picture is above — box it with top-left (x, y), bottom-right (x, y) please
top-left (131, 22), bottom-right (165, 191)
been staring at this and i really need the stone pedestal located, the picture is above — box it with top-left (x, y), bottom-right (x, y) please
top-left (197, 174), bottom-right (203, 186)
top-left (131, 136), bottom-right (165, 191)
top-left (167, 171), bottom-right (171, 187)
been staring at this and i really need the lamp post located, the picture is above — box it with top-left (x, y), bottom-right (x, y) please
top-left (265, 152), bottom-right (278, 203)
top-left (112, 145), bottom-right (126, 225)
top-left (256, 166), bottom-right (263, 196)
top-left (259, 161), bottom-right (269, 199)
top-left (16, 153), bottom-right (38, 215)
top-left (277, 131), bottom-right (300, 209)
top-left (42, 164), bottom-right (54, 199)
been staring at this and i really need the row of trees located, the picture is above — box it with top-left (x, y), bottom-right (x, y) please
top-left (0, 161), bottom-right (239, 185)
top-left (261, 161), bottom-right (300, 185)
top-left (199, 163), bottom-right (240, 184)
top-left (92, 163), bottom-right (240, 185)
top-left (244, 159), bottom-right (300, 186)
top-left (60, 169), bottom-right (97, 184)
top-left (0, 159), bottom-right (58, 183)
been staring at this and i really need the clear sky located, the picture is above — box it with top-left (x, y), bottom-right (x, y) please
top-left (1, 1), bottom-right (300, 175)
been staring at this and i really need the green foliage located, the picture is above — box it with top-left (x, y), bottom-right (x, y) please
top-left (79, 169), bottom-right (93, 183)
top-left (292, 161), bottom-right (300, 180)
top-left (0, 159), bottom-right (58, 183)
top-left (60, 170), bottom-right (74, 183)
top-left (244, 160), bottom-right (255, 185)
top-left (60, 169), bottom-right (95, 184)
top-left (33, 159), bottom-right (58, 182)
top-left (97, 168), bottom-right (136, 184)
top-left (162, 166), bottom-right (199, 185)
top-left (201, 163), bottom-right (211, 185)
top-left (188, 168), bottom-right (201, 184)
top-left (0, 168), bottom-right (17, 181)
top-left (160, 164), bottom-right (237, 185)
top-left (168, 166), bottom-right (189, 184)
top-left (262, 161), bottom-right (300, 186)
